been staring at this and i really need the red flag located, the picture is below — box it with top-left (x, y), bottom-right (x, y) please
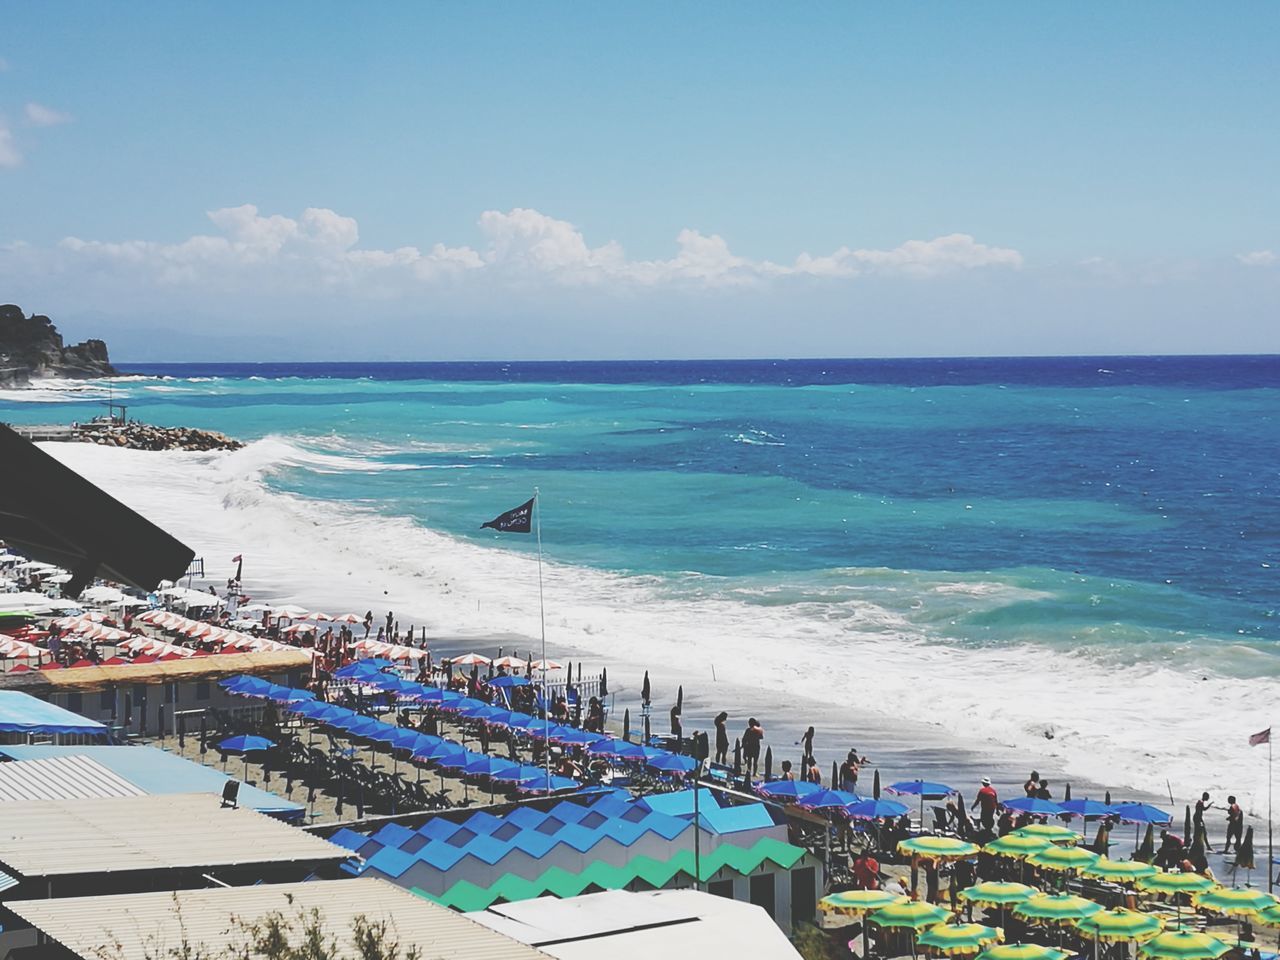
top-left (231, 554), bottom-right (242, 562)
top-left (1249, 727), bottom-right (1271, 747)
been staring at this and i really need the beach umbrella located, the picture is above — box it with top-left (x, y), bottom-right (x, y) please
top-left (763, 746), bottom-right (773, 779)
top-left (1184, 807), bottom-right (1193, 845)
top-left (1137, 932), bottom-right (1231, 960)
top-left (1252, 904), bottom-right (1280, 930)
top-left (832, 761), bottom-right (839, 790)
top-left (975, 945), bottom-right (1067, 960)
top-left (1091, 821), bottom-right (1112, 855)
top-left (622, 708), bottom-right (631, 742)
top-left (1012, 825), bottom-right (1080, 844)
top-left (984, 835), bottom-right (1053, 860)
top-left (1063, 784), bottom-right (1071, 802)
top-left (848, 798), bottom-right (910, 820)
top-left (759, 779), bottom-right (821, 801)
top-left (488, 675), bottom-right (530, 688)
top-left (676, 684), bottom-right (683, 713)
top-left (917, 923), bottom-right (1002, 956)
top-left (1014, 894), bottom-right (1102, 925)
top-left (1002, 797), bottom-right (1065, 817)
top-left (599, 667), bottom-right (607, 698)
top-left (452, 653), bottom-right (491, 666)
top-left (462, 754), bottom-right (519, 778)
top-left (647, 753), bottom-right (697, 774)
top-left (1112, 802), bottom-right (1173, 825)
top-left (870, 901), bottom-right (952, 932)
top-left (891, 780), bottom-right (955, 828)
top-left (641, 670), bottom-right (651, 702)
top-left (217, 734), bottom-right (275, 779)
top-left (1060, 799), bottom-right (1113, 818)
top-left (1073, 908), bottom-right (1163, 943)
top-left (899, 837), bottom-right (982, 861)
top-left (1135, 824), bottom-right (1156, 862)
top-left (959, 882), bottom-right (1038, 908)
top-left (733, 738), bottom-right (741, 776)
top-left (1193, 887), bottom-right (1275, 917)
top-left (490, 655), bottom-right (525, 669)
top-left (1135, 872), bottom-right (1216, 896)
top-left (1083, 858), bottom-right (1158, 883)
top-left (821, 890), bottom-right (908, 917)
top-left (643, 714), bottom-right (651, 743)
top-left (1027, 845), bottom-right (1100, 874)
top-left (413, 740), bottom-right (466, 763)
top-left (1235, 826), bottom-right (1256, 871)
top-left (803, 789), bottom-right (863, 810)
top-left (874, 768), bottom-right (881, 799)
top-left (956, 792), bottom-right (972, 836)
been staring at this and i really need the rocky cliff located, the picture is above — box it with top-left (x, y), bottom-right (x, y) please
top-left (0, 304), bottom-right (118, 386)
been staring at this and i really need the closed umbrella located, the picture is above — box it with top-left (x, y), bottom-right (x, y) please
top-left (641, 670), bottom-right (650, 703)
top-left (874, 768), bottom-right (881, 799)
top-left (1183, 807), bottom-right (1193, 847)
top-left (622, 708), bottom-right (630, 742)
top-left (1232, 826), bottom-right (1256, 887)
top-left (763, 746), bottom-right (773, 780)
top-left (733, 738), bottom-right (741, 776)
top-left (1134, 824), bottom-right (1156, 863)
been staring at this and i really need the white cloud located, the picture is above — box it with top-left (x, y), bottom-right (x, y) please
top-left (26, 203), bottom-right (1023, 295)
top-left (1237, 250), bottom-right (1277, 267)
top-left (0, 122), bottom-right (20, 168)
top-left (24, 102), bottom-right (72, 127)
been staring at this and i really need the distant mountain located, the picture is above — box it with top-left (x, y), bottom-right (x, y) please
top-left (0, 304), bottom-right (118, 387)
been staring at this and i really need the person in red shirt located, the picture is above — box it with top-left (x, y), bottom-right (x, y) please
top-left (852, 850), bottom-right (881, 890)
top-left (971, 777), bottom-right (999, 837)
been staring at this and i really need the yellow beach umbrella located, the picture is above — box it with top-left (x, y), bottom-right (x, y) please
top-left (917, 923), bottom-right (1003, 956)
top-left (1012, 824), bottom-right (1080, 845)
top-left (984, 835), bottom-right (1053, 859)
top-left (821, 889), bottom-right (908, 917)
top-left (1082, 858), bottom-right (1157, 883)
top-left (1137, 931), bottom-right (1231, 960)
top-left (1014, 894), bottom-right (1103, 925)
top-left (1073, 907), bottom-right (1164, 943)
top-left (899, 836), bottom-right (983, 861)
top-left (1253, 904), bottom-right (1280, 928)
top-left (975, 945), bottom-right (1068, 960)
top-left (1135, 872), bottom-right (1216, 896)
top-left (870, 901), bottom-right (954, 932)
top-left (1027, 845), bottom-right (1099, 874)
top-left (1193, 886), bottom-right (1277, 917)
top-left (959, 882), bottom-right (1038, 908)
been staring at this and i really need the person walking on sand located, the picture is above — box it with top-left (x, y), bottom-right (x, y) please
top-left (714, 711), bottom-right (729, 765)
top-left (742, 718), bottom-right (764, 776)
top-left (1224, 795), bottom-right (1244, 853)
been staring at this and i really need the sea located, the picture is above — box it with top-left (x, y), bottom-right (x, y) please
top-left (2, 357), bottom-right (1277, 816)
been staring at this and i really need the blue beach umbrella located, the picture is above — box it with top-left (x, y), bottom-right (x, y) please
top-left (647, 753), bottom-right (698, 774)
top-left (1110, 802), bottom-right (1172, 824)
top-left (340, 717), bottom-right (384, 739)
top-left (415, 687), bottom-right (462, 705)
top-left (310, 705), bottom-right (354, 725)
top-left (553, 727), bottom-right (605, 746)
top-left (463, 754), bottom-right (520, 778)
top-left (333, 661), bottom-right (385, 680)
top-left (449, 698), bottom-right (490, 717)
top-left (218, 735), bottom-right (275, 753)
top-left (221, 676), bottom-right (273, 698)
top-left (846, 797), bottom-right (911, 820)
top-left (412, 740), bottom-right (464, 764)
top-left (489, 675), bottom-right (530, 688)
top-left (436, 750), bottom-right (482, 771)
top-left (1004, 796), bottom-right (1067, 816)
top-left (587, 739), bottom-right (648, 759)
top-left (889, 780), bottom-right (955, 797)
top-left (802, 789), bottom-right (863, 810)
top-left (500, 711), bottom-right (536, 729)
top-left (517, 774), bottom-right (579, 793)
top-left (759, 779), bottom-right (822, 801)
top-left (264, 684), bottom-right (314, 703)
top-left (1060, 799), bottom-right (1114, 818)
top-left (490, 763), bottom-right (546, 784)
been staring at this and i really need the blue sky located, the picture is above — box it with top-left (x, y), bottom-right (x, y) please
top-left (1, 4), bottom-right (1277, 359)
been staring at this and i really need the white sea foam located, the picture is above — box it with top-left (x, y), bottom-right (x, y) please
top-left (40, 438), bottom-right (1280, 821)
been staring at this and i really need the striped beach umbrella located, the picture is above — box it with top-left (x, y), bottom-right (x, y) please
top-left (1014, 894), bottom-right (1102, 925)
top-left (1073, 908), bottom-right (1164, 943)
top-left (1192, 886), bottom-right (1276, 917)
top-left (1082, 858), bottom-right (1158, 883)
top-left (1252, 904), bottom-right (1280, 928)
top-left (820, 889), bottom-right (908, 917)
top-left (899, 836), bottom-right (982, 861)
top-left (1135, 872), bottom-right (1216, 896)
top-left (1012, 824), bottom-right (1080, 845)
top-left (870, 901), bottom-right (953, 932)
top-left (984, 835), bottom-right (1053, 859)
top-left (917, 923), bottom-right (1003, 956)
top-left (1027, 845), bottom-right (1099, 873)
top-left (1137, 932), bottom-right (1231, 960)
top-left (959, 882), bottom-right (1038, 908)
top-left (975, 945), bottom-right (1068, 960)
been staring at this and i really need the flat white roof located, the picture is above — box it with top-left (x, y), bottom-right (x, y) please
top-left (0, 754), bottom-right (146, 802)
top-left (469, 889), bottom-right (801, 960)
top-left (8, 878), bottom-right (549, 960)
top-left (0, 793), bottom-right (348, 878)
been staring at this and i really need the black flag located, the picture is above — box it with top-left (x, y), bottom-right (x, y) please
top-left (481, 498), bottom-right (534, 533)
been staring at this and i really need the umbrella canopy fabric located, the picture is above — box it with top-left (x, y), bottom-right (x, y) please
top-left (898, 836), bottom-right (982, 860)
top-left (217, 735), bottom-right (275, 753)
top-left (413, 740), bottom-right (466, 763)
top-left (959, 883), bottom-right (1038, 908)
top-left (758, 780), bottom-right (822, 800)
top-left (1012, 824), bottom-right (1080, 844)
top-left (449, 653), bottom-right (491, 666)
top-left (1027, 846), bottom-right (1100, 873)
top-left (820, 890), bottom-right (909, 917)
top-left (1137, 932), bottom-right (1231, 960)
top-left (1192, 887), bottom-right (1275, 916)
top-left (917, 923), bottom-right (1003, 956)
top-left (1111, 802), bottom-right (1173, 825)
top-left (1014, 894), bottom-right (1103, 925)
top-left (1002, 797), bottom-right (1066, 816)
top-left (1072, 908), bottom-right (1164, 943)
top-left (462, 754), bottom-right (520, 777)
top-left (1060, 799), bottom-right (1113, 818)
top-left (1083, 858), bottom-right (1158, 883)
top-left (487, 675), bottom-right (530, 688)
top-left (847, 797), bottom-right (910, 820)
top-left (1135, 873), bottom-right (1217, 895)
top-left (801, 789), bottom-right (863, 810)
top-left (1252, 904), bottom-right (1280, 928)
top-left (647, 753), bottom-right (697, 774)
top-left (975, 946), bottom-right (1068, 960)
top-left (889, 779), bottom-right (955, 797)
top-left (870, 901), bottom-right (952, 931)
top-left (984, 835), bottom-right (1053, 859)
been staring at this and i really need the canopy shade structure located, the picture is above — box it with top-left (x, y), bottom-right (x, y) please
top-left (0, 425), bottom-right (195, 596)
top-left (0, 691), bottom-right (107, 736)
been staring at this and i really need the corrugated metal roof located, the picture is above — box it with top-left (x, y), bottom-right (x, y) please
top-left (0, 793), bottom-right (348, 878)
top-left (0, 754), bottom-right (146, 801)
top-left (7, 877), bottom-right (549, 960)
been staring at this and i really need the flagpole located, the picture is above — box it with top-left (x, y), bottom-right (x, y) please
top-left (534, 488), bottom-right (549, 791)
top-left (1269, 731), bottom-right (1273, 893)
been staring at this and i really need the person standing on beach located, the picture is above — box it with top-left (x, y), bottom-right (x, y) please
top-left (1024, 770), bottom-right (1041, 797)
top-left (1194, 792), bottom-right (1214, 847)
top-left (840, 751), bottom-right (860, 792)
top-left (742, 718), bottom-right (764, 776)
top-left (714, 711), bottom-right (729, 765)
top-left (1224, 795), bottom-right (1243, 853)
top-left (800, 725), bottom-right (815, 759)
top-left (972, 777), bottom-right (998, 837)
top-left (780, 760), bottom-right (795, 781)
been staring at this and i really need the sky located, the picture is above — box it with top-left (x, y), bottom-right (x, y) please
top-left (0, 3), bottom-right (1277, 360)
